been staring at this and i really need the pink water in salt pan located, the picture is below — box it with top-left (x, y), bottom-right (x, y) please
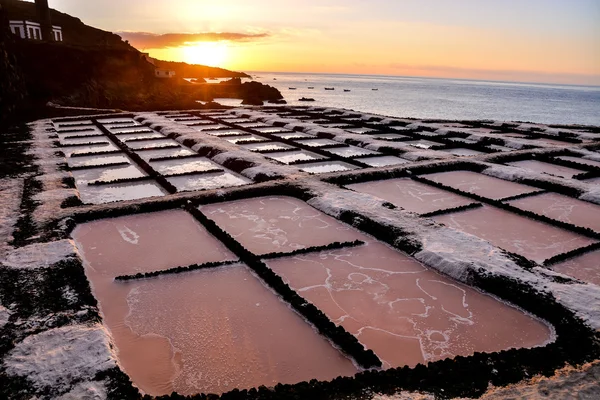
top-left (72, 210), bottom-right (356, 395)
top-left (433, 206), bottom-right (596, 263)
top-left (268, 243), bottom-right (553, 368)
top-left (423, 171), bottom-right (538, 200)
top-left (507, 192), bottom-right (600, 232)
top-left (506, 160), bottom-right (584, 179)
top-left (346, 178), bottom-right (474, 214)
top-left (201, 197), bottom-right (365, 255)
top-left (204, 196), bottom-right (553, 367)
top-left (551, 251), bottom-right (600, 286)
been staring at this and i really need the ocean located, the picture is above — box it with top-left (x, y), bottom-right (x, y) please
top-left (241, 72), bottom-right (600, 126)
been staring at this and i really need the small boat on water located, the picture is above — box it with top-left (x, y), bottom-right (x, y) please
top-left (325, 87), bottom-right (335, 90)
top-left (289, 87), bottom-right (297, 90)
top-left (372, 88), bottom-right (379, 91)
top-left (299, 97), bottom-right (315, 102)
top-left (308, 87), bottom-right (314, 89)
top-left (344, 89), bottom-right (351, 92)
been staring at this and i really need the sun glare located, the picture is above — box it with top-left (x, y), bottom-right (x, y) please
top-left (182, 42), bottom-right (229, 67)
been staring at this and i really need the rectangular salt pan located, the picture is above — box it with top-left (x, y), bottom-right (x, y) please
top-left (423, 170), bottom-right (539, 200)
top-left (167, 172), bottom-right (251, 192)
top-left (507, 192), bottom-right (600, 232)
top-left (78, 181), bottom-right (166, 204)
top-left (204, 129), bottom-right (247, 137)
top-left (116, 132), bottom-right (165, 142)
top-left (324, 146), bottom-right (380, 158)
top-left (240, 142), bottom-right (296, 152)
top-left (272, 132), bottom-right (314, 140)
top-left (360, 156), bottom-right (410, 167)
top-left (201, 196), bottom-right (365, 255)
top-left (225, 135), bottom-right (269, 144)
top-left (136, 147), bottom-right (195, 161)
top-left (67, 154), bottom-right (131, 169)
top-left (551, 251), bottom-right (600, 286)
top-left (150, 158), bottom-right (219, 176)
top-left (59, 136), bottom-right (110, 146)
top-left (295, 138), bottom-right (342, 148)
top-left (443, 148), bottom-right (484, 157)
top-left (433, 205), bottom-right (596, 263)
top-left (405, 139), bottom-right (443, 149)
top-left (127, 139), bottom-right (180, 150)
top-left (267, 243), bottom-right (553, 368)
top-left (346, 178), bottom-right (473, 214)
top-left (555, 156), bottom-right (600, 169)
top-left (506, 160), bottom-right (584, 179)
top-left (72, 164), bottom-right (146, 185)
top-left (61, 142), bottom-right (120, 157)
top-left (266, 150), bottom-right (327, 164)
top-left (297, 161), bottom-right (358, 174)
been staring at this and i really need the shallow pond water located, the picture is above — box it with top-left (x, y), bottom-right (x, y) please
top-left (240, 142), bottom-right (296, 152)
top-left (423, 171), bottom-right (539, 200)
top-left (297, 161), bottom-right (358, 174)
top-left (405, 140), bottom-right (443, 149)
top-left (555, 156), bottom-right (600, 168)
top-left (346, 178), bottom-right (474, 214)
top-left (72, 164), bottom-right (146, 184)
top-left (507, 193), bottom-right (600, 232)
top-left (506, 160), bottom-right (584, 179)
top-left (324, 146), bottom-right (381, 158)
top-left (127, 138), bottom-right (180, 150)
top-left (61, 142), bottom-right (120, 157)
top-left (59, 135), bottom-right (110, 146)
top-left (78, 181), bottom-right (166, 204)
top-left (201, 196), bottom-right (364, 255)
top-left (66, 154), bottom-right (131, 169)
top-left (551, 251), bottom-right (600, 286)
top-left (266, 150), bottom-right (327, 164)
top-left (360, 156), bottom-right (411, 167)
top-left (167, 171), bottom-right (251, 192)
top-left (204, 129), bottom-right (247, 137)
top-left (72, 211), bottom-right (356, 395)
top-left (225, 135), bottom-right (270, 144)
top-left (268, 243), bottom-right (553, 368)
top-left (433, 205), bottom-right (596, 263)
top-left (272, 132), bottom-right (314, 140)
top-left (369, 133), bottom-right (411, 140)
top-left (115, 132), bottom-right (165, 142)
top-left (295, 138), bottom-right (341, 148)
top-left (149, 158), bottom-right (218, 176)
top-left (443, 148), bottom-right (484, 157)
top-left (135, 147), bottom-right (196, 161)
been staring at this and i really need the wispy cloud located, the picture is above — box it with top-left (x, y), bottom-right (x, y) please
top-left (117, 31), bottom-right (270, 49)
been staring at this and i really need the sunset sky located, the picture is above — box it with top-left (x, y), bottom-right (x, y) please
top-left (43, 0), bottom-right (600, 85)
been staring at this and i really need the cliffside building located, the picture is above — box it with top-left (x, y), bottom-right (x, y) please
top-left (8, 19), bottom-right (62, 41)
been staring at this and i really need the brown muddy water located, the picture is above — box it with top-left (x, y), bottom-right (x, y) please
top-left (268, 242), bottom-right (553, 368)
top-left (423, 171), bottom-right (539, 200)
top-left (551, 250), bottom-right (600, 286)
top-left (433, 205), bottom-right (597, 263)
top-left (346, 178), bottom-right (474, 214)
top-left (72, 210), bottom-right (357, 395)
top-left (507, 193), bottom-right (600, 232)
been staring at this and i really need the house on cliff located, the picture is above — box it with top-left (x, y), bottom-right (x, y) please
top-left (155, 68), bottom-right (176, 78)
top-left (8, 19), bottom-right (62, 41)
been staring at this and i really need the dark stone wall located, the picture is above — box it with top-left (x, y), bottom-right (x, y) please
top-left (0, 3), bottom-right (27, 128)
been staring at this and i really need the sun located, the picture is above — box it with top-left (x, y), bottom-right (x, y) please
top-left (182, 42), bottom-right (229, 67)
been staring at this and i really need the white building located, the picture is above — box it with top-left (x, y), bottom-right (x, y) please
top-left (155, 69), bottom-right (176, 78)
top-left (8, 20), bottom-right (63, 42)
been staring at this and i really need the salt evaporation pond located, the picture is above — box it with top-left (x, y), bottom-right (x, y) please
top-left (443, 148), bottom-right (484, 157)
top-left (149, 158), bottom-right (218, 176)
top-left (166, 171), bottom-right (251, 192)
top-left (266, 150), bottom-right (327, 164)
top-left (72, 210), bottom-right (356, 395)
top-left (201, 196), bottom-right (365, 255)
top-left (67, 153), bottom-right (131, 169)
top-left (324, 146), bottom-right (380, 158)
top-left (433, 205), bottom-right (596, 263)
top-left (135, 147), bottom-right (195, 161)
top-left (423, 171), bottom-right (539, 200)
top-left (297, 161), bottom-right (358, 174)
top-left (506, 160), bottom-right (584, 179)
top-left (360, 156), bottom-right (410, 167)
top-left (71, 164), bottom-right (146, 185)
top-left (202, 196), bottom-right (552, 368)
top-left (555, 156), bottom-right (600, 168)
top-left (78, 181), bottom-right (166, 204)
top-left (61, 142), bottom-right (120, 157)
top-left (507, 193), bottom-right (600, 232)
top-left (551, 251), bottom-right (600, 286)
top-left (268, 243), bottom-right (553, 368)
top-left (347, 178), bottom-right (474, 214)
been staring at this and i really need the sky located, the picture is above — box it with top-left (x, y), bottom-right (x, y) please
top-left (41, 0), bottom-right (600, 85)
